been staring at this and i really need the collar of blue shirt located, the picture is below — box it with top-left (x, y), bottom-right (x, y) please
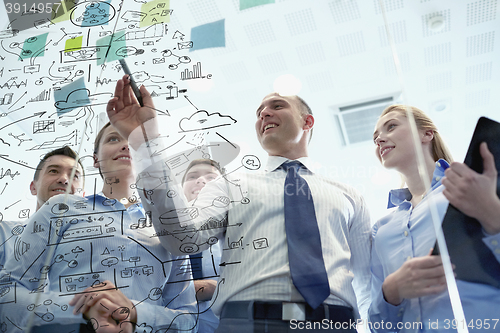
top-left (387, 159), bottom-right (450, 209)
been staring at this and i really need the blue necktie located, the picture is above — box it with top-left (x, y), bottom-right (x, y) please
top-left (189, 253), bottom-right (203, 280)
top-left (283, 161), bottom-right (330, 309)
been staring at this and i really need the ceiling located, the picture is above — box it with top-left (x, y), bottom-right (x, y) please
top-left (0, 0), bottom-right (499, 223)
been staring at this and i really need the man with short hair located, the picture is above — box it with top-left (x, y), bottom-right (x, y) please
top-left (30, 146), bottom-right (85, 210)
top-left (1, 146), bottom-right (85, 266)
top-left (0, 146), bottom-right (86, 330)
top-left (105, 76), bottom-right (372, 332)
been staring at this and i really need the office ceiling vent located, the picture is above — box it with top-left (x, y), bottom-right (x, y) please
top-left (332, 92), bottom-right (401, 146)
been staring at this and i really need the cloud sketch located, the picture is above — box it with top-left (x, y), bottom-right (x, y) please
top-left (179, 110), bottom-right (237, 132)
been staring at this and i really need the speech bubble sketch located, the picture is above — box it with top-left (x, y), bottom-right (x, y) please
top-left (241, 155), bottom-right (261, 170)
top-left (179, 110), bottom-right (237, 133)
top-left (128, 70), bottom-right (150, 83)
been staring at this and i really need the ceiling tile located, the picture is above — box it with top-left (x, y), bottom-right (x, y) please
top-left (329, 0), bottom-right (361, 24)
top-left (336, 31), bottom-right (366, 56)
top-left (378, 20), bottom-right (407, 46)
top-left (220, 61), bottom-right (252, 84)
top-left (466, 62), bottom-right (493, 84)
top-left (257, 52), bottom-right (288, 74)
top-left (187, 0), bottom-right (223, 24)
top-left (424, 42), bottom-right (452, 66)
top-left (244, 20), bottom-right (277, 47)
top-left (285, 8), bottom-right (317, 36)
top-left (295, 41), bottom-right (326, 66)
top-left (467, 0), bottom-right (498, 26)
top-left (426, 71), bottom-right (453, 92)
top-left (465, 89), bottom-right (491, 108)
top-left (374, 0), bottom-right (405, 14)
top-left (466, 31), bottom-right (495, 56)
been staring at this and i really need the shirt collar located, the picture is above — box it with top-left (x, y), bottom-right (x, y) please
top-left (387, 159), bottom-right (450, 209)
top-left (265, 155), bottom-right (315, 173)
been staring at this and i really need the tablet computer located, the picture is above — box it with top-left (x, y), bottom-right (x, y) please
top-left (434, 117), bottom-right (500, 288)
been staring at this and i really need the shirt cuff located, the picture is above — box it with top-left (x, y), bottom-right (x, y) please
top-left (369, 286), bottom-right (407, 329)
top-left (482, 232), bottom-right (500, 262)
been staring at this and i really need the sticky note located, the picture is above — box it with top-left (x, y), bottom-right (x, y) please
top-left (240, 0), bottom-right (275, 10)
top-left (96, 30), bottom-right (126, 65)
top-left (19, 33), bottom-right (49, 60)
top-left (53, 77), bottom-right (90, 115)
top-left (190, 19), bottom-right (225, 52)
top-left (65, 36), bottom-right (83, 53)
top-left (140, 0), bottom-right (171, 27)
top-left (51, 0), bottom-right (77, 24)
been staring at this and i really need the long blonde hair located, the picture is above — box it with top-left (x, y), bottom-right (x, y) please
top-left (380, 105), bottom-right (453, 163)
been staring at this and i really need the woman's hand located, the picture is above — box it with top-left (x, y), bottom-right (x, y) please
top-left (382, 250), bottom-right (447, 305)
top-left (106, 75), bottom-right (159, 148)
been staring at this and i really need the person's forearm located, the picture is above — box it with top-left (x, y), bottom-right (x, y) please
top-left (193, 280), bottom-right (217, 301)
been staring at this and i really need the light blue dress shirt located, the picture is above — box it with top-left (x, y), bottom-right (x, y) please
top-left (0, 193), bottom-right (197, 332)
top-left (369, 160), bottom-right (500, 332)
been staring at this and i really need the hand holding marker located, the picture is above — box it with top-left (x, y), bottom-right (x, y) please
top-left (119, 58), bottom-right (143, 107)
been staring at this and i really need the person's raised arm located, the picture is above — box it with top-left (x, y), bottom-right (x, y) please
top-left (106, 75), bottom-right (159, 150)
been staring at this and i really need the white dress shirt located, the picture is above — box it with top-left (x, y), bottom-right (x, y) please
top-left (129, 122), bottom-right (372, 319)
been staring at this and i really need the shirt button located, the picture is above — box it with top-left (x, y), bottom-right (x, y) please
top-left (436, 161), bottom-right (441, 168)
top-left (492, 240), bottom-right (498, 246)
top-left (404, 231), bottom-right (409, 237)
top-left (406, 256), bottom-right (412, 261)
top-left (495, 249), bottom-right (500, 255)
top-left (435, 176), bottom-right (441, 181)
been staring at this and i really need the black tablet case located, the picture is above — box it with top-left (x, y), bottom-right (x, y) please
top-left (438, 117), bottom-right (500, 288)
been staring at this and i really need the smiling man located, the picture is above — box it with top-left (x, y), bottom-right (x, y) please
top-left (105, 75), bottom-right (372, 333)
top-left (30, 146), bottom-right (85, 211)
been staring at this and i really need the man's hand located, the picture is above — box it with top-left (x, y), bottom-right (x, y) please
top-left (382, 251), bottom-right (447, 305)
top-left (69, 280), bottom-right (137, 333)
top-left (106, 75), bottom-right (159, 146)
top-left (443, 142), bottom-right (500, 235)
top-left (82, 300), bottom-right (135, 333)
